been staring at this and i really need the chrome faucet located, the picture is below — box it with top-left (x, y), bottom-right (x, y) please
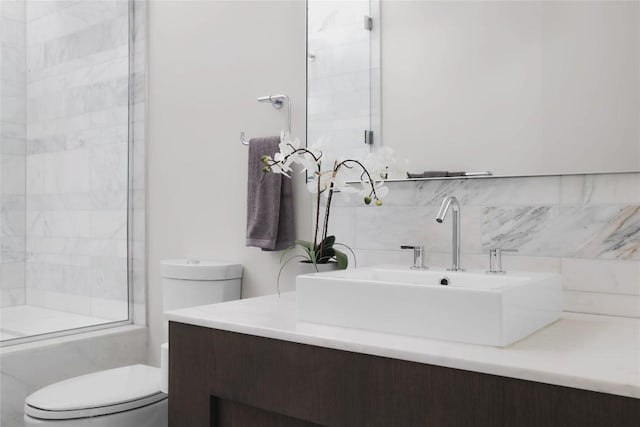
top-left (436, 196), bottom-right (464, 271)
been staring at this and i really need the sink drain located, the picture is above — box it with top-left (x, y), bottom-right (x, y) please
top-left (440, 276), bottom-right (450, 286)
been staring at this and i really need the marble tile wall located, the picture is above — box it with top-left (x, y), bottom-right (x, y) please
top-left (329, 173), bottom-right (640, 318)
top-left (23, 0), bottom-right (133, 319)
top-left (1, 0), bottom-right (27, 307)
top-left (307, 0), bottom-right (373, 160)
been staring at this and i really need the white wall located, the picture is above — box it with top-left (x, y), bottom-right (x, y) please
top-left (147, 0), bottom-right (309, 365)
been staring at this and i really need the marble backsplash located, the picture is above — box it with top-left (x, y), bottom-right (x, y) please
top-left (328, 172), bottom-right (640, 318)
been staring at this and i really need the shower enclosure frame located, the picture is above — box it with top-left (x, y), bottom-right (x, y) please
top-left (0, 0), bottom-right (146, 347)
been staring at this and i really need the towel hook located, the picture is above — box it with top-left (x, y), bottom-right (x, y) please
top-left (240, 94), bottom-right (291, 145)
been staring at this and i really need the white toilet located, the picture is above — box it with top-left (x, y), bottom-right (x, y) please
top-left (24, 259), bottom-right (242, 427)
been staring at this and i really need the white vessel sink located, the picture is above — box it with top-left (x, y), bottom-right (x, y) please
top-left (296, 266), bottom-right (562, 347)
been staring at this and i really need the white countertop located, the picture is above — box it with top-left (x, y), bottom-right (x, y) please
top-left (165, 292), bottom-right (640, 399)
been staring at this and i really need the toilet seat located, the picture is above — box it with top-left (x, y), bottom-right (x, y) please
top-left (24, 364), bottom-right (166, 420)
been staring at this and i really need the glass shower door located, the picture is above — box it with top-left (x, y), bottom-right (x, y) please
top-left (0, 0), bottom-right (133, 344)
top-left (307, 0), bottom-right (379, 161)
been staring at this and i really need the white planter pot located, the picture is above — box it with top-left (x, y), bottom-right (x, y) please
top-left (296, 261), bottom-right (340, 276)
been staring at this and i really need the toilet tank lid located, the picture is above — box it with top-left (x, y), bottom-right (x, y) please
top-left (161, 259), bottom-right (243, 280)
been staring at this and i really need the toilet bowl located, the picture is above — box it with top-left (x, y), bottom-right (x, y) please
top-left (24, 260), bottom-right (242, 426)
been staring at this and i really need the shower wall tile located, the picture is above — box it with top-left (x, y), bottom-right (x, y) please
top-left (90, 191), bottom-right (128, 210)
top-left (26, 193), bottom-right (91, 210)
top-left (332, 172), bottom-right (640, 317)
top-left (0, 138), bottom-right (24, 156)
top-left (27, 1), bottom-right (127, 45)
top-left (90, 143), bottom-right (128, 191)
top-left (1, 1), bottom-right (25, 22)
top-left (1, 16), bottom-right (25, 46)
top-left (1, 210), bottom-right (26, 238)
top-left (0, 262), bottom-right (25, 290)
top-left (0, 95), bottom-right (26, 123)
top-left (1, 121), bottom-right (26, 139)
top-left (0, 288), bottom-right (26, 308)
top-left (89, 211), bottom-right (126, 240)
top-left (0, 195), bottom-right (24, 211)
top-left (26, 210), bottom-right (91, 238)
top-left (26, 288), bottom-right (92, 316)
top-left (0, 240), bottom-right (25, 261)
top-left (0, 68), bottom-right (26, 99)
top-left (25, 0), bottom-right (73, 23)
top-left (90, 295), bottom-right (128, 320)
top-left (43, 16), bottom-right (128, 68)
top-left (1, 154), bottom-right (26, 194)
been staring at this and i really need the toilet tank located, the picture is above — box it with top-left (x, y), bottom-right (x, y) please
top-left (160, 259), bottom-right (242, 313)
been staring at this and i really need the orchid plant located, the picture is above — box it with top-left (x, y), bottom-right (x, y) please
top-left (261, 132), bottom-right (402, 288)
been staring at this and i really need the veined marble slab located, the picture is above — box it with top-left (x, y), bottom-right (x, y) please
top-left (166, 292), bottom-right (640, 399)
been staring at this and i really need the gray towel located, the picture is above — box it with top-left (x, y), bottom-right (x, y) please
top-left (246, 136), bottom-right (295, 251)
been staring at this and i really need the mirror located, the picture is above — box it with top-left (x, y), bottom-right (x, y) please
top-left (307, 0), bottom-right (640, 177)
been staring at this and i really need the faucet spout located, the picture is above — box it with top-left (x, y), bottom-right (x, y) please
top-left (436, 196), bottom-right (463, 271)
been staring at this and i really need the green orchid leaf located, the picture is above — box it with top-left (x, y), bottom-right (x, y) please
top-left (307, 246), bottom-right (317, 265)
top-left (316, 247), bottom-right (335, 262)
top-left (279, 243), bottom-right (298, 263)
top-left (277, 254), bottom-right (308, 295)
top-left (334, 249), bottom-right (349, 270)
top-left (319, 235), bottom-right (336, 249)
top-left (333, 243), bottom-right (357, 268)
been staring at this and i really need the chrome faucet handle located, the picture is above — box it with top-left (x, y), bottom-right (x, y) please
top-left (488, 248), bottom-right (518, 274)
top-left (400, 245), bottom-right (427, 270)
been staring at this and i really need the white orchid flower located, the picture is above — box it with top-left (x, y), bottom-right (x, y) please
top-left (298, 148), bottom-right (321, 174)
top-left (375, 182), bottom-right (389, 198)
top-left (334, 174), bottom-right (359, 202)
top-left (275, 150), bottom-right (296, 172)
top-left (307, 169), bottom-right (337, 197)
top-left (355, 174), bottom-right (388, 205)
top-left (270, 162), bottom-right (291, 178)
top-left (306, 138), bottom-right (324, 157)
top-left (367, 146), bottom-right (407, 179)
top-left (278, 132), bottom-right (301, 157)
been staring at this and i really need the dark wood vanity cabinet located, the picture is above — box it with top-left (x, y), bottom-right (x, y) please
top-left (169, 322), bottom-right (639, 427)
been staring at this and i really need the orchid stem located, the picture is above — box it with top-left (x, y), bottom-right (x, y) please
top-left (335, 159), bottom-right (380, 200)
top-left (322, 173), bottom-right (336, 243)
top-left (313, 164), bottom-right (321, 250)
